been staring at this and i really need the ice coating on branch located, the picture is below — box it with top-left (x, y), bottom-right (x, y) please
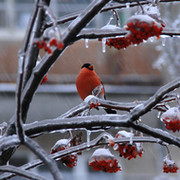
top-left (116, 130), bottom-right (134, 138)
top-left (84, 95), bottom-right (97, 103)
top-left (90, 148), bottom-right (114, 159)
top-left (52, 139), bottom-right (69, 150)
top-left (131, 104), bottom-right (144, 114)
top-left (101, 24), bottom-right (121, 31)
top-left (0, 122), bottom-right (7, 136)
top-left (161, 107), bottom-right (180, 122)
top-left (125, 14), bottom-right (162, 28)
top-left (143, 5), bottom-right (160, 17)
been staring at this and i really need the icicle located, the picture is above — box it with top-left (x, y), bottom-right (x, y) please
top-left (85, 39), bottom-right (89, 48)
top-left (149, 37), bottom-right (154, 42)
top-left (126, 2), bottom-right (130, 8)
top-left (102, 38), bottom-right (106, 53)
top-left (157, 111), bottom-right (162, 119)
top-left (130, 129), bottom-right (133, 144)
top-left (18, 55), bottom-right (24, 74)
top-left (87, 130), bottom-right (91, 147)
top-left (162, 37), bottom-right (166, 47)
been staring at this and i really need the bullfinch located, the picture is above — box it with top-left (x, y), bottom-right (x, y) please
top-left (76, 63), bottom-right (116, 114)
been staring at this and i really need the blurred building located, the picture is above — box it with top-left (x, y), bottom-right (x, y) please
top-left (0, 1), bottom-right (180, 180)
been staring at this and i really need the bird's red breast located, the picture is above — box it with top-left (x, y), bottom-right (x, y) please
top-left (76, 67), bottom-right (105, 100)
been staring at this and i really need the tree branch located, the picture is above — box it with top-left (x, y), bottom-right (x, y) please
top-left (24, 137), bottom-right (63, 180)
top-left (0, 135), bottom-right (161, 180)
top-left (0, 165), bottom-right (47, 180)
top-left (75, 28), bottom-right (180, 40)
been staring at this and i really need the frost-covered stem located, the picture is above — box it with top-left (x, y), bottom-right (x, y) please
top-left (128, 122), bottom-right (180, 148)
top-left (130, 77), bottom-right (180, 121)
top-left (59, 103), bottom-right (89, 118)
top-left (24, 115), bottom-right (129, 137)
top-left (0, 135), bottom-right (20, 152)
top-left (22, 0), bottom-right (51, 88)
top-left (0, 165), bottom-right (47, 180)
top-left (21, 0), bottom-right (111, 124)
top-left (76, 28), bottom-right (180, 40)
top-left (0, 136), bottom-right (158, 179)
top-left (45, 0), bottom-right (179, 27)
top-left (15, 55), bottom-right (25, 143)
top-left (24, 136), bottom-right (63, 180)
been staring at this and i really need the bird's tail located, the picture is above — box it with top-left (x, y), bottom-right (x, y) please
top-left (104, 108), bottom-right (116, 114)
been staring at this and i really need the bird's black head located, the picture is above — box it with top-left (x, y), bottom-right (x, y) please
top-left (81, 63), bottom-right (94, 70)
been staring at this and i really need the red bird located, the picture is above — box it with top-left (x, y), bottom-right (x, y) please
top-left (76, 63), bottom-right (116, 114)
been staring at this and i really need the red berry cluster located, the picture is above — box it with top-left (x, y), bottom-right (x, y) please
top-left (89, 148), bottom-right (121, 173)
top-left (114, 131), bottom-right (143, 160)
top-left (163, 159), bottom-right (179, 173)
top-left (36, 38), bottom-right (64, 54)
top-left (104, 14), bottom-right (164, 50)
top-left (106, 37), bottom-right (131, 50)
top-left (116, 143), bottom-right (143, 160)
top-left (161, 107), bottom-right (180, 132)
top-left (89, 158), bottom-right (121, 173)
top-left (163, 118), bottom-right (180, 132)
top-left (125, 20), bottom-right (163, 44)
top-left (51, 141), bottom-right (77, 168)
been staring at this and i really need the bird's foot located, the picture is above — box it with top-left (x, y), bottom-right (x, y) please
top-left (84, 95), bottom-right (100, 109)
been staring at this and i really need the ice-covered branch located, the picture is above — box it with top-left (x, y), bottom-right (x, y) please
top-left (0, 165), bottom-right (47, 180)
top-left (129, 122), bottom-right (180, 148)
top-left (130, 77), bottom-right (180, 121)
top-left (75, 28), bottom-right (180, 40)
top-left (24, 137), bottom-right (63, 180)
top-left (0, 135), bottom-right (20, 152)
top-left (24, 114), bottom-right (129, 137)
top-left (22, 0), bottom-right (51, 88)
top-left (59, 103), bottom-right (89, 118)
top-left (0, 135), bottom-right (160, 180)
top-left (45, 0), bottom-right (180, 27)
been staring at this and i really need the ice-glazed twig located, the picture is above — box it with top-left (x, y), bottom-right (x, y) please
top-left (130, 77), bottom-right (180, 121)
top-left (45, 0), bottom-right (180, 28)
top-left (75, 28), bottom-right (180, 40)
top-left (0, 135), bottom-right (159, 180)
top-left (0, 165), bottom-right (47, 180)
top-left (59, 102), bottom-right (89, 118)
top-left (0, 135), bottom-right (20, 152)
top-left (24, 136), bottom-right (63, 180)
